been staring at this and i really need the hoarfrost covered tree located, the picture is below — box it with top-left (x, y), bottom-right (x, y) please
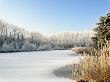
top-left (0, 19), bottom-right (93, 52)
top-left (49, 32), bottom-right (93, 49)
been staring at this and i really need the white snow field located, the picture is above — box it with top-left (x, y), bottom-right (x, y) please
top-left (0, 50), bottom-right (79, 82)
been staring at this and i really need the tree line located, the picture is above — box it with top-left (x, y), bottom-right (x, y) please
top-left (0, 20), bottom-right (93, 52)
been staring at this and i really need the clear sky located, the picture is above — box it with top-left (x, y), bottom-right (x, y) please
top-left (0, 0), bottom-right (110, 35)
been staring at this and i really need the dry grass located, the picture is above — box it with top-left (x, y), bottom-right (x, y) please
top-left (72, 47), bottom-right (95, 55)
top-left (71, 45), bottom-right (110, 82)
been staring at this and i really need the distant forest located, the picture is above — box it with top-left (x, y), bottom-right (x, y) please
top-left (0, 20), bottom-right (93, 52)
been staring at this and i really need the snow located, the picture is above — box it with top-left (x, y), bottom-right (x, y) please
top-left (0, 50), bottom-right (79, 82)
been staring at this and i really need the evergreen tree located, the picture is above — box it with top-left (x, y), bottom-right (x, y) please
top-left (92, 13), bottom-right (110, 49)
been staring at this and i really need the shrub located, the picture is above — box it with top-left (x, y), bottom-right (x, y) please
top-left (72, 47), bottom-right (95, 55)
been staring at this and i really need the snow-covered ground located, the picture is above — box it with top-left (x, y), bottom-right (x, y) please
top-left (0, 50), bottom-right (80, 82)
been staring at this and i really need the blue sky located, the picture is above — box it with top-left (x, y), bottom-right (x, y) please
top-left (0, 0), bottom-right (110, 35)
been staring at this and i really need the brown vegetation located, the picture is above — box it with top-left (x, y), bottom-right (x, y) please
top-left (71, 45), bottom-right (110, 82)
top-left (72, 47), bottom-right (95, 55)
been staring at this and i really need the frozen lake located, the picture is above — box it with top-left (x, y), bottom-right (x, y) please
top-left (0, 50), bottom-right (79, 82)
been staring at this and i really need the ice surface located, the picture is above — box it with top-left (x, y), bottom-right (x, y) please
top-left (0, 50), bottom-right (79, 82)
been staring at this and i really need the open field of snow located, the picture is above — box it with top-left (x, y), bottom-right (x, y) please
top-left (0, 50), bottom-right (80, 82)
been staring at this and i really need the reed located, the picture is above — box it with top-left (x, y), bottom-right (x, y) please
top-left (71, 42), bottom-right (110, 82)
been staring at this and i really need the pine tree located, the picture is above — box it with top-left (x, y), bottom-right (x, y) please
top-left (92, 12), bottom-right (110, 49)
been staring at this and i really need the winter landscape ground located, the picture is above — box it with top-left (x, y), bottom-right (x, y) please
top-left (0, 50), bottom-right (80, 82)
